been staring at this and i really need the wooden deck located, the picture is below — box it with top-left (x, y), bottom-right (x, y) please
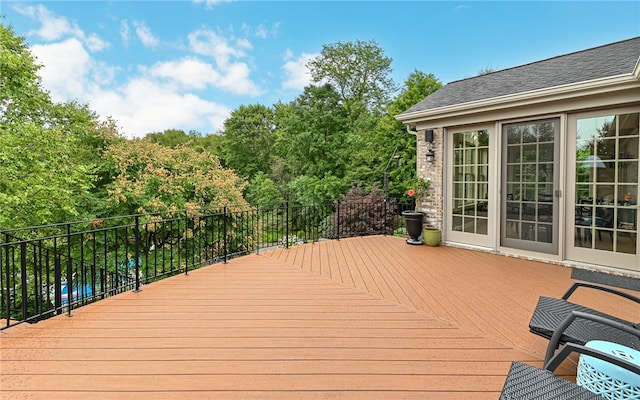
top-left (1, 236), bottom-right (637, 399)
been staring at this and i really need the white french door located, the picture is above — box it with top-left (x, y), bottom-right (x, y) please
top-left (566, 109), bottom-right (639, 272)
top-left (446, 127), bottom-right (493, 247)
top-left (501, 118), bottom-right (560, 254)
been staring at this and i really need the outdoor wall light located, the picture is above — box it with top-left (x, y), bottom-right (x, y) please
top-left (424, 129), bottom-right (434, 143)
top-left (426, 148), bottom-right (435, 163)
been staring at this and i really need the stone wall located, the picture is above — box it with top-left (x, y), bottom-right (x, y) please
top-left (416, 128), bottom-right (444, 230)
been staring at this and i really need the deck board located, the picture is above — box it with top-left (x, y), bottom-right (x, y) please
top-left (2, 235), bottom-right (636, 399)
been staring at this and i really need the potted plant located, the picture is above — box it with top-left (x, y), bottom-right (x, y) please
top-left (423, 224), bottom-right (441, 247)
top-left (402, 177), bottom-right (431, 245)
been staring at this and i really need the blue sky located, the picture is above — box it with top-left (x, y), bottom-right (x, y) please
top-left (2, 1), bottom-right (639, 138)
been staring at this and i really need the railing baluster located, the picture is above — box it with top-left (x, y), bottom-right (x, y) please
top-left (184, 210), bottom-right (189, 275)
top-left (285, 201), bottom-right (290, 249)
top-left (66, 224), bottom-right (73, 317)
top-left (223, 206), bottom-right (228, 264)
top-left (54, 251), bottom-right (62, 314)
top-left (20, 242), bottom-right (27, 322)
top-left (134, 216), bottom-right (141, 291)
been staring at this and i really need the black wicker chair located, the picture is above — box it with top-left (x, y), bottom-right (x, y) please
top-left (500, 342), bottom-right (640, 399)
top-left (528, 282), bottom-right (640, 363)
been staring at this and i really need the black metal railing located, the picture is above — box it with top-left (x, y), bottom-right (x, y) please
top-left (0, 199), bottom-right (413, 329)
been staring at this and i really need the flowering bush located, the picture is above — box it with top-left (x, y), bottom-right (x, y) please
top-left (407, 177), bottom-right (431, 211)
top-left (278, 235), bottom-right (304, 248)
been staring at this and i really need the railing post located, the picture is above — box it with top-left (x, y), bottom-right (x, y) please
top-left (3, 236), bottom-right (12, 325)
top-left (134, 215), bottom-right (141, 292)
top-left (66, 223), bottom-right (73, 317)
top-left (256, 206), bottom-right (260, 255)
top-left (223, 207), bottom-right (228, 264)
top-left (54, 251), bottom-right (62, 314)
top-left (19, 242), bottom-right (27, 322)
top-left (285, 201), bottom-right (290, 249)
top-left (184, 210), bottom-right (189, 276)
top-left (336, 202), bottom-right (341, 241)
top-left (382, 197), bottom-right (389, 236)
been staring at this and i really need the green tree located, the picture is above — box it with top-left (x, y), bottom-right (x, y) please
top-left (0, 22), bottom-right (107, 228)
top-left (221, 104), bottom-right (275, 179)
top-left (287, 174), bottom-right (347, 205)
top-left (0, 122), bottom-right (96, 228)
top-left (245, 172), bottom-right (285, 209)
top-left (0, 22), bottom-right (50, 126)
top-left (274, 85), bottom-right (351, 180)
top-left (371, 70), bottom-right (442, 198)
top-left (144, 129), bottom-right (197, 148)
top-left (104, 140), bottom-right (247, 215)
top-left (196, 132), bottom-right (224, 158)
top-left (307, 39), bottom-right (396, 125)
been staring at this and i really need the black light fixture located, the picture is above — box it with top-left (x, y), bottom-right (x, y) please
top-left (426, 148), bottom-right (435, 163)
top-left (424, 129), bottom-right (434, 143)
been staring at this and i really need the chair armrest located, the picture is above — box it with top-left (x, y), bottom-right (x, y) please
top-left (545, 342), bottom-right (640, 375)
top-left (545, 310), bottom-right (640, 364)
top-left (562, 281), bottom-right (640, 304)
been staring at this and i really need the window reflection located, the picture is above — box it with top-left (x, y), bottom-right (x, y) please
top-left (504, 120), bottom-right (556, 244)
top-left (575, 113), bottom-right (638, 255)
top-left (452, 130), bottom-right (489, 235)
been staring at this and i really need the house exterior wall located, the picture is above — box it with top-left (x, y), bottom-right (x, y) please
top-left (416, 128), bottom-right (444, 231)
top-left (402, 40), bottom-right (640, 275)
top-left (412, 99), bottom-right (640, 275)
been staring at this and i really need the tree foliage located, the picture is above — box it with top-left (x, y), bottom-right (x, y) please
top-left (0, 122), bottom-right (94, 228)
top-left (0, 23), bottom-right (112, 228)
top-left (221, 104), bottom-right (275, 179)
top-left (144, 129), bottom-right (199, 148)
top-left (308, 39), bottom-right (396, 122)
top-left (2, 24), bottom-right (445, 228)
top-left (371, 71), bottom-right (442, 198)
top-left (0, 23), bottom-right (50, 126)
top-left (245, 172), bottom-right (284, 210)
top-left (1, 21), bottom-right (248, 227)
top-left (274, 84), bottom-right (351, 179)
top-left (104, 140), bottom-right (247, 215)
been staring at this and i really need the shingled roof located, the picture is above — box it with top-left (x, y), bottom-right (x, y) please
top-left (401, 37), bottom-right (640, 115)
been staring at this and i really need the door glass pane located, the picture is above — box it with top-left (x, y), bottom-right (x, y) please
top-left (451, 130), bottom-right (489, 235)
top-left (503, 120), bottom-right (557, 248)
top-left (575, 113), bottom-right (638, 255)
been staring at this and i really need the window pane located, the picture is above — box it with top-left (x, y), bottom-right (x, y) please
top-left (574, 113), bottom-right (638, 254)
top-left (451, 129), bottom-right (490, 236)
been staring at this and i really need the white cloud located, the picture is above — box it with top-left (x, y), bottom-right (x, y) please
top-left (91, 78), bottom-right (232, 137)
top-left (146, 56), bottom-right (262, 96)
top-left (85, 33), bottom-right (110, 52)
top-left (186, 30), bottom-right (262, 96)
top-left (219, 62), bottom-right (260, 94)
top-left (188, 29), bottom-right (246, 67)
top-left (12, 3), bottom-right (109, 52)
top-left (31, 38), bottom-right (93, 101)
top-left (147, 58), bottom-right (221, 90)
top-left (281, 51), bottom-right (317, 90)
top-left (120, 20), bottom-right (131, 47)
top-left (14, 4), bottom-right (263, 137)
top-left (133, 21), bottom-right (159, 49)
top-left (242, 22), bottom-right (280, 39)
top-left (31, 39), bottom-right (234, 137)
top-left (192, 0), bottom-right (233, 10)
top-left (254, 25), bottom-right (268, 39)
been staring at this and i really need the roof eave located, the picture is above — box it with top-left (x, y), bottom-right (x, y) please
top-left (396, 73), bottom-right (639, 125)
